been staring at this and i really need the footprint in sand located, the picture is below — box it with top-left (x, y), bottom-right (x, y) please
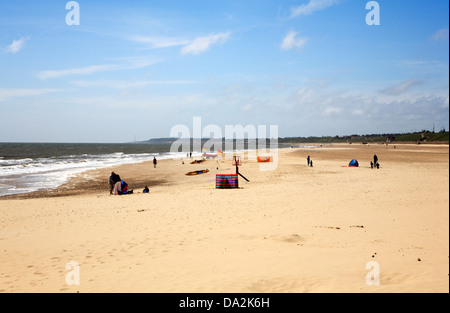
top-left (316, 226), bottom-right (341, 230)
top-left (33, 271), bottom-right (45, 277)
top-left (281, 234), bottom-right (304, 243)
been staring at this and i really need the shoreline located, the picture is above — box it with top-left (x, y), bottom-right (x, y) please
top-left (0, 147), bottom-right (273, 200)
top-left (1, 142), bottom-right (448, 201)
top-left (0, 159), bottom-right (172, 200)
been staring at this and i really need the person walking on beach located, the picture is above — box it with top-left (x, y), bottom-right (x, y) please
top-left (153, 157), bottom-right (157, 168)
top-left (109, 172), bottom-right (121, 195)
top-left (310, 159), bottom-right (313, 167)
top-left (373, 154), bottom-right (378, 167)
top-left (307, 155), bottom-right (311, 166)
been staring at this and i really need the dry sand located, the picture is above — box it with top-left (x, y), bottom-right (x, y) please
top-left (0, 144), bottom-right (448, 293)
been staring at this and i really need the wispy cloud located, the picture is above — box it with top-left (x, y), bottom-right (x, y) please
top-left (130, 36), bottom-right (190, 49)
top-left (129, 32), bottom-right (231, 55)
top-left (431, 28), bottom-right (449, 41)
top-left (379, 78), bottom-right (422, 96)
top-left (4, 37), bottom-right (29, 54)
top-left (0, 88), bottom-right (58, 102)
top-left (281, 31), bottom-right (307, 51)
top-left (290, 0), bottom-right (338, 18)
top-left (443, 96), bottom-right (449, 109)
top-left (323, 106), bottom-right (342, 116)
top-left (37, 59), bottom-right (158, 80)
top-left (180, 32), bottom-right (231, 55)
top-left (275, 82), bottom-right (449, 135)
top-left (38, 65), bottom-right (118, 80)
top-left (70, 79), bottom-right (197, 89)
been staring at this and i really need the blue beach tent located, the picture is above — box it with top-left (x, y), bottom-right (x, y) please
top-left (349, 159), bottom-right (359, 167)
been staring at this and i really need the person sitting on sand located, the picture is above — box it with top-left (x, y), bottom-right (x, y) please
top-left (143, 186), bottom-right (149, 193)
top-left (109, 172), bottom-right (121, 195)
top-left (112, 180), bottom-right (133, 195)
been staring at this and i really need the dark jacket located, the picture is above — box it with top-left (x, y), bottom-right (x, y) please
top-left (109, 174), bottom-right (121, 186)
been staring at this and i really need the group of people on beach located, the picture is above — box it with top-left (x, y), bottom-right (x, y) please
top-left (307, 155), bottom-right (313, 167)
top-left (111, 152), bottom-right (383, 195)
top-left (306, 154), bottom-right (381, 169)
top-left (109, 172), bottom-right (132, 195)
top-left (109, 156), bottom-right (158, 195)
top-left (109, 171), bottom-right (150, 195)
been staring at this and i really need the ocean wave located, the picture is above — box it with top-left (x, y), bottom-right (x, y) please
top-left (0, 158), bottom-right (33, 166)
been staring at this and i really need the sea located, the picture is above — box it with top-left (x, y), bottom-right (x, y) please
top-left (0, 143), bottom-right (190, 197)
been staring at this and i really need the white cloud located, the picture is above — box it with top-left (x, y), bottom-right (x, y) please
top-left (37, 59), bottom-right (157, 80)
top-left (65, 92), bottom-right (214, 111)
top-left (431, 28), bottom-right (449, 41)
top-left (290, 0), bottom-right (338, 18)
top-left (281, 31), bottom-right (307, 51)
top-left (70, 79), bottom-right (197, 89)
top-left (130, 32), bottom-right (231, 55)
top-left (181, 32), bottom-right (230, 55)
top-left (283, 83), bottom-right (449, 134)
top-left (323, 106), bottom-right (342, 116)
top-left (379, 78), bottom-right (422, 96)
top-left (0, 88), bottom-right (58, 102)
top-left (38, 65), bottom-right (118, 80)
top-left (130, 36), bottom-right (190, 49)
top-left (352, 109), bottom-right (365, 116)
top-left (5, 37), bottom-right (29, 54)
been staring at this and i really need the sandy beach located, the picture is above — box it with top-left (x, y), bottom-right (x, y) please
top-left (0, 144), bottom-right (448, 293)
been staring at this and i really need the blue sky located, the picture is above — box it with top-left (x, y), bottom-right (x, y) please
top-left (0, 0), bottom-right (448, 143)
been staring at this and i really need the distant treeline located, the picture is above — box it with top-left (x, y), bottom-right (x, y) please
top-left (141, 131), bottom-right (449, 146)
top-left (279, 131), bottom-right (450, 144)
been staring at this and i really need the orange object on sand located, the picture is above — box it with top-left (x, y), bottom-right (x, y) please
top-left (257, 156), bottom-right (273, 163)
top-left (190, 159), bottom-right (206, 164)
